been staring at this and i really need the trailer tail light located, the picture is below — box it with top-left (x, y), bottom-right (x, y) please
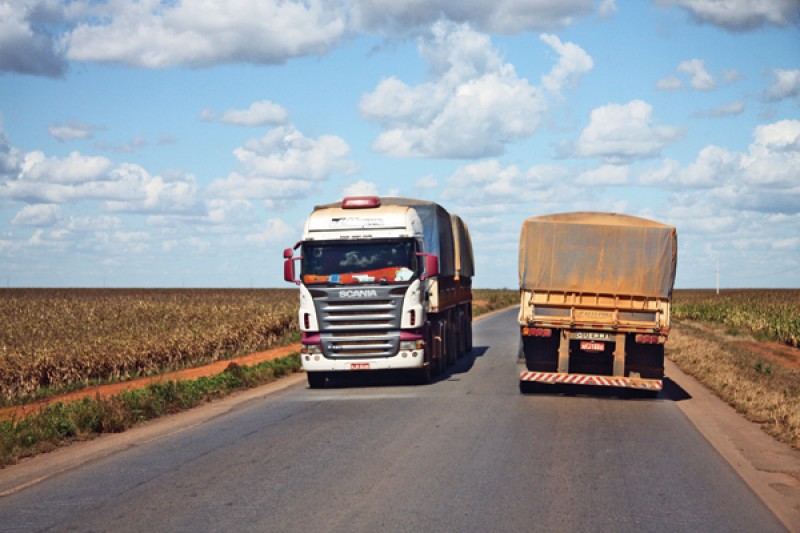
top-left (303, 313), bottom-right (311, 330)
top-left (342, 196), bottom-right (381, 209)
top-left (523, 327), bottom-right (552, 337)
top-left (635, 334), bottom-right (664, 344)
top-left (409, 309), bottom-right (416, 327)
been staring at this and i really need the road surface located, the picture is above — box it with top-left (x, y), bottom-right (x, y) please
top-left (0, 308), bottom-right (788, 532)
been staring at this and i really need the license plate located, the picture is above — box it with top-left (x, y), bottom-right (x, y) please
top-left (580, 341), bottom-right (605, 352)
top-left (350, 363), bottom-right (371, 370)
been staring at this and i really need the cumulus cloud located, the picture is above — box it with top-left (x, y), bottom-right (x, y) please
top-left (765, 68), bottom-right (800, 102)
top-left (0, 0), bottom-right (67, 76)
top-left (201, 100), bottom-right (290, 126)
top-left (209, 125), bottom-right (356, 201)
top-left (574, 165), bottom-right (629, 186)
top-left (341, 180), bottom-right (380, 197)
top-left (562, 100), bottom-right (683, 163)
top-left (640, 119), bottom-right (800, 214)
top-left (677, 59), bottom-right (716, 90)
top-left (49, 120), bottom-right (100, 142)
top-left (694, 100), bottom-right (745, 118)
top-left (441, 159), bottom-right (572, 204)
top-left (246, 218), bottom-right (296, 244)
top-left (656, 75), bottom-right (683, 91)
top-left (0, 149), bottom-right (202, 215)
top-left (666, 0), bottom-right (799, 31)
top-left (350, 0), bottom-right (596, 34)
top-left (360, 23), bottom-right (592, 159)
top-left (65, 1), bottom-right (348, 68)
top-left (11, 203), bottom-right (62, 226)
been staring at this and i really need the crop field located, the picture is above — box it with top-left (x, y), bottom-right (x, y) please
top-left (0, 288), bottom-right (520, 405)
top-left (0, 289), bottom-right (298, 404)
top-left (673, 289), bottom-right (800, 347)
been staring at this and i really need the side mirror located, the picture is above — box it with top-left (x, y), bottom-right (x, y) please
top-left (417, 253), bottom-right (439, 281)
top-left (283, 249), bottom-right (302, 285)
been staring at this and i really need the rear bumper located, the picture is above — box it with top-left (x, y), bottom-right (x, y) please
top-left (519, 371), bottom-right (662, 391)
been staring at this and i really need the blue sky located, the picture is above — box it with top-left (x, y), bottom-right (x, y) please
top-left (0, 0), bottom-right (798, 289)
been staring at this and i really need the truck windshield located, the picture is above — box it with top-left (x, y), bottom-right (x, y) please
top-left (302, 240), bottom-right (417, 285)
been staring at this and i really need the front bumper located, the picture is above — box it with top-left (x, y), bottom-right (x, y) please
top-left (302, 348), bottom-right (425, 372)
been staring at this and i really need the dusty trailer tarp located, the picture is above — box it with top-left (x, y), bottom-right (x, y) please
top-left (450, 214), bottom-right (474, 280)
top-left (315, 197), bottom-right (457, 277)
top-left (519, 212), bottom-right (677, 298)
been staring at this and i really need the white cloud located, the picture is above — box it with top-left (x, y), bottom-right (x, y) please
top-left (656, 75), bottom-right (683, 91)
top-left (11, 204), bottom-right (62, 226)
top-left (574, 165), bottom-right (629, 186)
top-left (694, 100), bottom-right (745, 118)
top-left (360, 23), bottom-right (591, 159)
top-left (640, 119), bottom-right (800, 214)
top-left (415, 174), bottom-right (439, 189)
top-left (441, 159), bottom-right (572, 204)
top-left (246, 218), bottom-right (296, 244)
top-left (49, 121), bottom-right (99, 142)
top-left (19, 151), bottom-right (113, 184)
top-left (341, 180), bottom-right (380, 197)
top-left (0, 0), bottom-right (67, 76)
top-left (667, 0), bottom-right (799, 31)
top-left (597, 0), bottom-right (618, 19)
top-left (350, 0), bottom-right (596, 34)
top-left (539, 33), bottom-right (593, 95)
top-left (677, 59), bottom-right (716, 90)
top-left (766, 68), bottom-right (800, 102)
top-left (563, 100), bottom-right (683, 163)
top-left (0, 149), bottom-right (202, 215)
top-left (201, 100), bottom-right (290, 126)
top-left (209, 125), bottom-right (356, 201)
top-left (65, 1), bottom-right (348, 68)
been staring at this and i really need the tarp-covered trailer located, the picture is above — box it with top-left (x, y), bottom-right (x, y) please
top-left (518, 212), bottom-right (677, 394)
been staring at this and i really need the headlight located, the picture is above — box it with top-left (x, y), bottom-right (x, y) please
top-left (400, 340), bottom-right (424, 351)
top-left (302, 343), bottom-right (322, 354)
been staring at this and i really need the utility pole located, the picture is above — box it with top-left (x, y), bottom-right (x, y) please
top-left (716, 260), bottom-right (720, 296)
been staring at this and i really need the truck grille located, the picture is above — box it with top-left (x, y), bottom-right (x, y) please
top-left (310, 287), bottom-right (406, 358)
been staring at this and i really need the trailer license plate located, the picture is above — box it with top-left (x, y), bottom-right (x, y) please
top-left (350, 363), bottom-right (370, 370)
top-left (580, 341), bottom-right (605, 352)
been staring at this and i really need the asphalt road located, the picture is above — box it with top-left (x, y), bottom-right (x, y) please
top-left (0, 308), bottom-right (788, 532)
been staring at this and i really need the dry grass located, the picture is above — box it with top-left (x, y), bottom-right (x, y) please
top-left (668, 319), bottom-right (800, 450)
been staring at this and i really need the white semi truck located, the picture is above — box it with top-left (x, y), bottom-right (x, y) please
top-left (518, 212), bottom-right (678, 394)
top-left (284, 196), bottom-right (474, 388)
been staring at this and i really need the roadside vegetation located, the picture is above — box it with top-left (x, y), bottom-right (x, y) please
top-left (0, 354), bottom-right (301, 468)
top-left (673, 289), bottom-right (800, 347)
top-left (670, 289), bottom-right (800, 450)
top-left (472, 288), bottom-right (518, 316)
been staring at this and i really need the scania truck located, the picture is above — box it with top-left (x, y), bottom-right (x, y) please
top-left (517, 212), bottom-right (677, 394)
top-left (284, 196), bottom-right (474, 388)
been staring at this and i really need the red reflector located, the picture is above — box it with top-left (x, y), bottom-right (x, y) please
top-left (523, 327), bottom-right (552, 337)
top-left (303, 313), bottom-right (310, 329)
top-left (636, 334), bottom-right (661, 344)
top-left (410, 309), bottom-right (416, 326)
top-left (342, 196), bottom-right (381, 209)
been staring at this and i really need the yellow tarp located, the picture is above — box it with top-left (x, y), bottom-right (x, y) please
top-left (519, 212), bottom-right (677, 298)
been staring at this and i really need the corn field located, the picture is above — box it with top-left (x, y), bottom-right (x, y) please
top-left (0, 289), bottom-right (298, 403)
top-left (673, 289), bottom-right (800, 348)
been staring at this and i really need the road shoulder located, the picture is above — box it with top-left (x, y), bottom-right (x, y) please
top-left (667, 357), bottom-right (800, 532)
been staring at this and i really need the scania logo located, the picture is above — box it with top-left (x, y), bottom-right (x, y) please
top-left (339, 289), bottom-right (378, 298)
